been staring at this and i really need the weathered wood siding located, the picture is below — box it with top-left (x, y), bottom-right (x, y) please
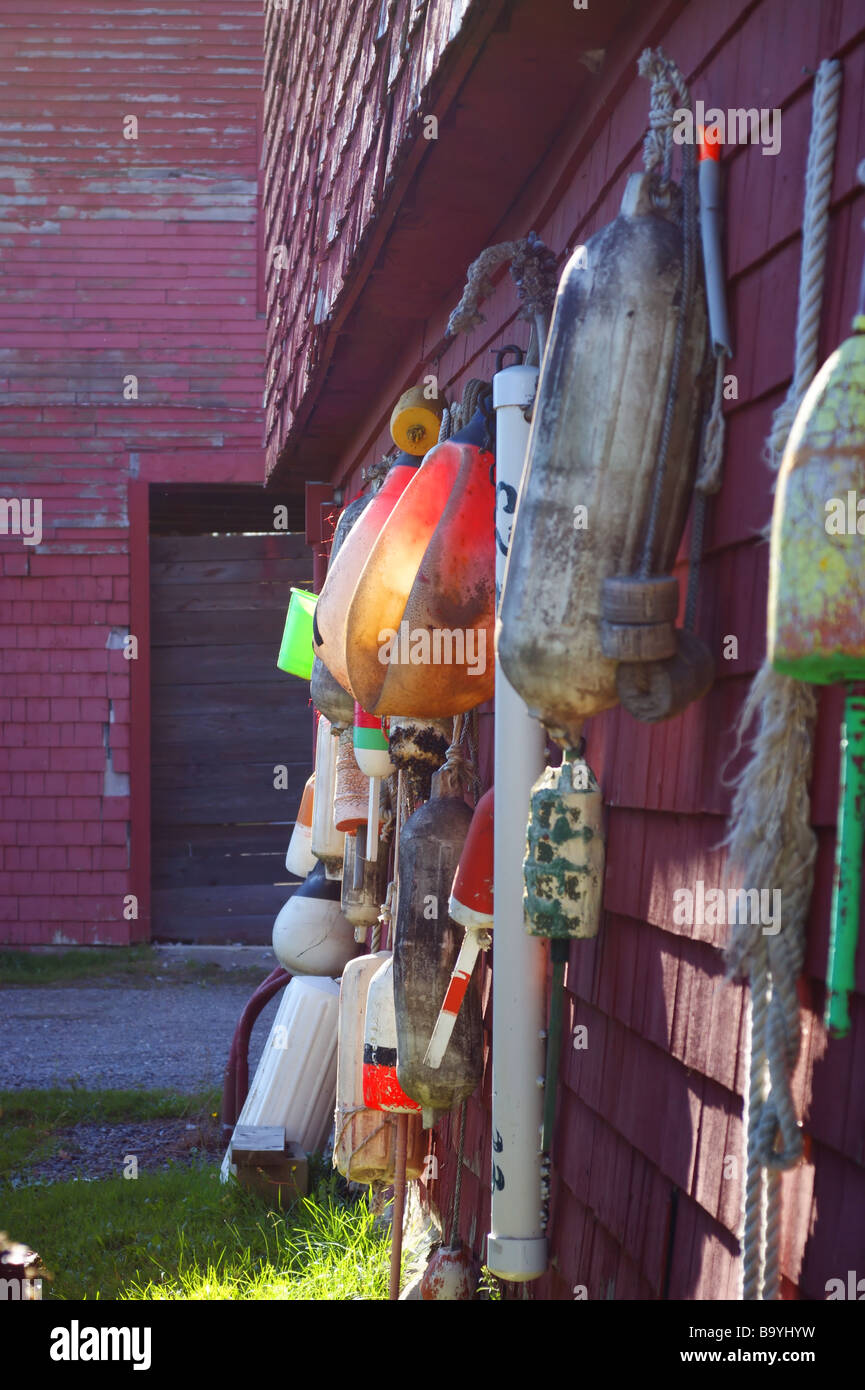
top-left (0, 2), bottom-right (265, 945)
top-left (150, 532), bottom-right (312, 944)
top-left (262, 0), bottom-right (483, 478)
top-left (265, 0), bottom-right (865, 1299)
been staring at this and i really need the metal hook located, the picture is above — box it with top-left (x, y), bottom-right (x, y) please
top-left (490, 343), bottom-right (524, 373)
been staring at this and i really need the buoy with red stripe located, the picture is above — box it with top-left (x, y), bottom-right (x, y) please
top-left (353, 702), bottom-right (394, 862)
top-left (285, 772), bottom-right (316, 878)
top-left (334, 950), bottom-right (425, 1184)
top-left (362, 954), bottom-right (421, 1114)
top-left (421, 1242), bottom-right (479, 1301)
top-left (424, 786), bottom-right (494, 1069)
top-left (393, 760), bottom-right (483, 1125)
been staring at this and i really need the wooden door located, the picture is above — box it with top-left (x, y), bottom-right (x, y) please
top-left (150, 532), bottom-right (313, 942)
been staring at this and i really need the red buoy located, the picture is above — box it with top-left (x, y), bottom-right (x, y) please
top-left (449, 786), bottom-right (494, 930)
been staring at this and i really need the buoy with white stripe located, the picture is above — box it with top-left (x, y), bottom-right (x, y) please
top-left (353, 703), bottom-right (394, 862)
top-left (363, 954), bottom-right (421, 1114)
top-left (424, 786), bottom-right (494, 1070)
top-left (333, 951), bottom-right (425, 1185)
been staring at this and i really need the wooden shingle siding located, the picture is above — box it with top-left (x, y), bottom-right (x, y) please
top-left (262, 0), bottom-right (496, 478)
top-left (264, 0), bottom-right (865, 1298)
top-left (0, 3), bottom-right (265, 946)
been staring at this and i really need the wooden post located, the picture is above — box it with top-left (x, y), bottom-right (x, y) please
top-left (389, 1113), bottom-right (408, 1300)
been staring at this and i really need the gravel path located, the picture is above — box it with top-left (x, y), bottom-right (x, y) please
top-left (0, 978), bottom-right (283, 1093)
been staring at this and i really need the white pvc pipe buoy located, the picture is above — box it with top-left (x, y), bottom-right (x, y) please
top-left (487, 358), bottom-right (548, 1282)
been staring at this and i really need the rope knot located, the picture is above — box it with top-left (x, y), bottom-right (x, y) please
top-left (638, 47), bottom-right (690, 194)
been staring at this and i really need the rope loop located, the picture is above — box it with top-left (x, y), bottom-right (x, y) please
top-left (446, 234), bottom-right (557, 339)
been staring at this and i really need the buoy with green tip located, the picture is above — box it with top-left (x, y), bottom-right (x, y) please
top-left (523, 744), bottom-right (605, 1172)
top-left (768, 250), bottom-right (865, 1038)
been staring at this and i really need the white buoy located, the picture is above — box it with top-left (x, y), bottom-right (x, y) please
top-left (310, 715), bottom-right (344, 879)
top-left (272, 861), bottom-right (359, 977)
top-left (221, 975), bottom-right (340, 1182)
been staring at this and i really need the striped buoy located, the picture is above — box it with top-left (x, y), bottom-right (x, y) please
top-left (285, 772), bottom-right (316, 878)
top-left (362, 954), bottom-right (421, 1113)
top-left (353, 703), bottom-right (394, 862)
top-left (424, 787), bottom-right (494, 1070)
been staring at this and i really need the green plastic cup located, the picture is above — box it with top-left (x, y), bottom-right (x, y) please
top-left (277, 587), bottom-right (316, 679)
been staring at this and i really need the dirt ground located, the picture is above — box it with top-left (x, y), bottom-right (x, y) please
top-left (9, 1115), bottom-right (227, 1186)
top-left (0, 949), bottom-right (282, 1094)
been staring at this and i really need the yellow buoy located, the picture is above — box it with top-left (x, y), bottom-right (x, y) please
top-left (390, 385), bottom-right (444, 456)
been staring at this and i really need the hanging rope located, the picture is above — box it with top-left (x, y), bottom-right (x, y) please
top-left (637, 47), bottom-right (690, 199)
top-left (724, 57), bottom-right (841, 1303)
top-left (635, 49), bottom-right (698, 581)
top-left (364, 452), bottom-right (397, 491)
top-left (446, 232), bottom-right (558, 342)
top-left (765, 59), bottom-right (843, 470)
top-left (685, 352), bottom-right (729, 631)
top-left (448, 1101), bottom-right (468, 1248)
top-left (437, 377), bottom-right (489, 442)
top-left (439, 712), bottom-right (481, 802)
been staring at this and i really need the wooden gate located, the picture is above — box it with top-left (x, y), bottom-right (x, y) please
top-left (150, 531), bottom-right (313, 942)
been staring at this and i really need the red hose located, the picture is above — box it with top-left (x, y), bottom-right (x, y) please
top-left (221, 967), bottom-right (291, 1144)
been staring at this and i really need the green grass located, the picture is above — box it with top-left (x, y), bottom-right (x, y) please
top-left (0, 1086), bottom-right (220, 1180)
top-left (125, 1181), bottom-right (392, 1301)
top-left (0, 946), bottom-right (265, 988)
top-left (0, 946), bottom-right (157, 986)
top-left (1, 1165), bottom-right (391, 1301)
top-left (0, 1087), bottom-right (394, 1300)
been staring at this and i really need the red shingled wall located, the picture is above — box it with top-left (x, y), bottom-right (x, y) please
top-left (0, 1), bottom-right (265, 946)
top-left (264, 0), bottom-right (865, 1299)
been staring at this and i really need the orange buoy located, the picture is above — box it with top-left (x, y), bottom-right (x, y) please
top-left (313, 458), bottom-right (418, 692)
top-left (347, 437), bottom-right (495, 717)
